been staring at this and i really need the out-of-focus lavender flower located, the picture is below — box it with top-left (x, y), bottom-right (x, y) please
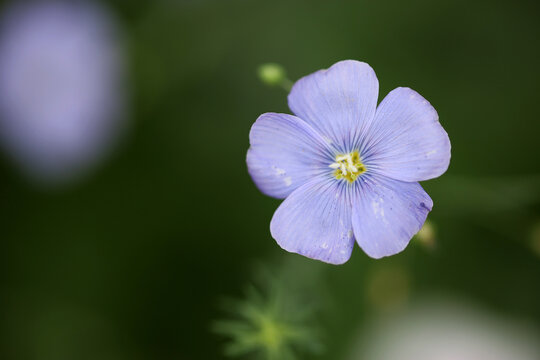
top-left (351, 301), bottom-right (540, 360)
top-left (0, 1), bottom-right (127, 184)
top-left (247, 60), bottom-right (451, 263)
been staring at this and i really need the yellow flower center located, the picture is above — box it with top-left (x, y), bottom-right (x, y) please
top-left (330, 150), bottom-right (366, 183)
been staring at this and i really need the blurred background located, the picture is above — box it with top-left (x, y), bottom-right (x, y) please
top-left (0, 0), bottom-right (539, 359)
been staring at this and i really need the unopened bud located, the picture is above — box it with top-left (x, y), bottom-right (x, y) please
top-left (415, 220), bottom-right (436, 250)
top-left (257, 63), bottom-right (287, 87)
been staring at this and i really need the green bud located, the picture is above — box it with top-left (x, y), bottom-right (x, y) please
top-left (257, 63), bottom-right (287, 87)
top-left (415, 220), bottom-right (436, 250)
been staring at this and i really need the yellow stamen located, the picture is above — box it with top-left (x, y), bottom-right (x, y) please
top-left (330, 150), bottom-right (366, 183)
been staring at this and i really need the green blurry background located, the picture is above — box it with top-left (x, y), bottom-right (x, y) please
top-left (1, 0), bottom-right (539, 359)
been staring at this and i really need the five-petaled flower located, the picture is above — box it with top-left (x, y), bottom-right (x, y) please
top-left (247, 60), bottom-right (451, 264)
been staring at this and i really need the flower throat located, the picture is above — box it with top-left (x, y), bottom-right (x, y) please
top-left (329, 150), bottom-right (366, 183)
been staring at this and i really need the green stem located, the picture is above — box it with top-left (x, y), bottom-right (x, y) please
top-left (280, 78), bottom-right (293, 92)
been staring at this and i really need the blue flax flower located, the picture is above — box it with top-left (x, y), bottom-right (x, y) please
top-left (247, 60), bottom-right (451, 264)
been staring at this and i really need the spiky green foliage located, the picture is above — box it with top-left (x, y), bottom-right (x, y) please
top-left (213, 268), bottom-right (323, 360)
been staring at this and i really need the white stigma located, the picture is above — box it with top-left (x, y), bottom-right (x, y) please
top-left (330, 153), bottom-right (357, 174)
top-left (329, 151), bottom-right (367, 183)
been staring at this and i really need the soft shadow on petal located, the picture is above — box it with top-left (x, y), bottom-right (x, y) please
top-left (352, 175), bottom-right (432, 259)
top-left (270, 177), bottom-right (355, 264)
top-left (288, 60), bottom-right (379, 151)
top-left (247, 113), bottom-right (334, 199)
top-left (361, 87), bottom-right (451, 182)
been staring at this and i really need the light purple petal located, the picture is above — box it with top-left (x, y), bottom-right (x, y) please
top-left (270, 178), bottom-right (355, 265)
top-left (361, 87), bottom-right (451, 182)
top-left (352, 175), bottom-right (432, 259)
top-left (247, 113), bottom-right (333, 199)
top-left (288, 60), bottom-right (379, 151)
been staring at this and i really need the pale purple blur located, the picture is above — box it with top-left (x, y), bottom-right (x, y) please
top-left (0, 1), bottom-right (127, 184)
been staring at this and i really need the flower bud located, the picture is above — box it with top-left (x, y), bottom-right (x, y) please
top-left (415, 220), bottom-right (436, 250)
top-left (257, 63), bottom-right (287, 87)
